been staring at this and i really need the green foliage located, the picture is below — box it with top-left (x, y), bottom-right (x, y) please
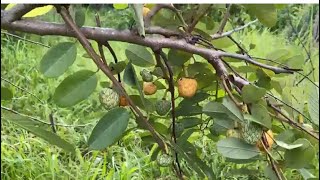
top-left (53, 70), bottom-right (98, 107)
top-left (216, 137), bottom-right (260, 159)
top-left (88, 108), bottom-right (130, 150)
top-left (40, 42), bottom-right (77, 78)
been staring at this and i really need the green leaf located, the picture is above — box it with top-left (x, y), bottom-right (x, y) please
top-left (244, 4), bottom-right (277, 27)
top-left (168, 49), bottom-right (193, 66)
top-left (241, 84), bottom-right (266, 103)
top-left (130, 95), bottom-right (154, 112)
top-left (179, 117), bottom-right (202, 129)
top-left (171, 143), bottom-right (209, 178)
top-left (123, 63), bottom-right (146, 110)
top-left (88, 108), bottom-right (129, 150)
top-left (248, 102), bottom-right (272, 129)
top-left (1, 87), bottom-right (13, 100)
top-left (109, 61), bottom-right (127, 75)
top-left (6, 4), bottom-right (53, 17)
top-left (264, 165), bottom-right (279, 180)
top-left (176, 104), bottom-right (202, 117)
top-left (53, 70), bottom-right (97, 107)
top-left (125, 44), bottom-right (155, 67)
top-left (222, 97), bottom-right (245, 122)
top-left (113, 4), bottom-right (128, 9)
top-left (40, 42), bottom-right (77, 78)
top-left (210, 118), bottom-right (235, 135)
top-left (132, 4), bottom-right (145, 37)
top-left (307, 84), bottom-right (319, 126)
top-left (286, 54), bottom-right (304, 69)
top-left (211, 36), bottom-right (234, 48)
top-left (298, 168), bottom-right (316, 180)
top-left (75, 8), bottom-right (86, 27)
top-left (284, 138), bottom-right (315, 169)
top-left (217, 137), bottom-right (260, 159)
top-left (266, 48), bottom-right (291, 62)
top-left (179, 91), bottom-right (210, 107)
top-left (276, 140), bottom-right (303, 150)
top-left (5, 113), bottom-right (75, 153)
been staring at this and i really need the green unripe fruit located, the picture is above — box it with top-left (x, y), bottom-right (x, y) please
top-left (99, 88), bottom-right (119, 110)
top-left (156, 153), bottom-right (173, 167)
top-left (140, 69), bottom-right (153, 82)
top-left (155, 100), bottom-right (171, 116)
top-left (240, 122), bottom-right (263, 145)
top-left (171, 123), bottom-right (184, 137)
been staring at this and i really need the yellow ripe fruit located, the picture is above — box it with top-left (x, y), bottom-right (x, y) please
top-left (119, 95), bottom-right (128, 107)
top-left (178, 78), bottom-right (198, 98)
top-left (143, 7), bottom-right (150, 17)
top-left (143, 82), bottom-right (157, 95)
top-left (256, 130), bottom-right (274, 152)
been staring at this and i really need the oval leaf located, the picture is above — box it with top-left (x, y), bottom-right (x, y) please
top-left (242, 84), bottom-right (266, 103)
top-left (168, 49), bottom-right (193, 66)
top-left (75, 8), bottom-right (86, 27)
top-left (5, 113), bottom-right (75, 153)
top-left (5, 4), bottom-right (53, 17)
top-left (88, 108), bottom-right (129, 150)
top-left (244, 4), bottom-right (277, 27)
top-left (217, 137), bottom-right (260, 159)
top-left (308, 84), bottom-right (319, 126)
top-left (284, 138), bottom-right (315, 169)
top-left (125, 44), bottom-right (155, 67)
top-left (113, 4), bottom-right (128, 9)
top-left (132, 4), bottom-right (145, 37)
top-left (40, 42), bottom-right (77, 78)
top-left (53, 70), bottom-right (97, 107)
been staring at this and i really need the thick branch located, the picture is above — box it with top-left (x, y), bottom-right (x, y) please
top-left (1, 4), bottom-right (46, 23)
top-left (0, 14), bottom-right (296, 75)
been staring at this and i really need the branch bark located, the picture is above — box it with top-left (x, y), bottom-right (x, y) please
top-left (1, 11), bottom-right (296, 75)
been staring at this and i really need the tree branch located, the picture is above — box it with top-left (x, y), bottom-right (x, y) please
top-left (269, 103), bottom-right (319, 140)
top-left (211, 19), bottom-right (258, 39)
top-left (1, 4), bottom-right (46, 23)
top-left (217, 4), bottom-right (232, 34)
top-left (1, 12), bottom-right (297, 75)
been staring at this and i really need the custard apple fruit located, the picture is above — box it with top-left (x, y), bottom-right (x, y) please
top-left (240, 122), bottom-right (263, 145)
top-left (140, 69), bottom-right (153, 82)
top-left (99, 88), bottom-right (119, 110)
top-left (155, 100), bottom-right (171, 116)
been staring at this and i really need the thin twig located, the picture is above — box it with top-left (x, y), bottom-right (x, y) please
top-left (266, 92), bottom-right (313, 124)
top-left (94, 13), bottom-right (107, 65)
top-left (1, 106), bottom-right (92, 127)
top-left (49, 112), bottom-right (56, 133)
top-left (266, 152), bottom-right (284, 180)
top-left (295, 70), bottom-right (319, 88)
top-left (217, 4), bottom-right (232, 34)
top-left (159, 50), bottom-right (183, 178)
top-left (1, 77), bottom-right (45, 104)
top-left (211, 19), bottom-right (258, 39)
top-left (56, 5), bottom-right (167, 152)
top-left (1, 31), bottom-right (50, 48)
top-left (187, 5), bottom-right (212, 33)
top-left (95, 12), bottom-right (121, 82)
top-left (269, 104), bottom-right (319, 140)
